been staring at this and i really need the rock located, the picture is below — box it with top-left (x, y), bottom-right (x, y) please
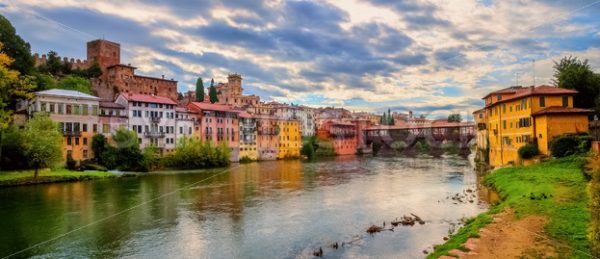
top-left (443, 236), bottom-right (449, 240)
top-left (422, 250), bottom-right (428, 254)
top-left (367, 225), bottom-right (383, 234)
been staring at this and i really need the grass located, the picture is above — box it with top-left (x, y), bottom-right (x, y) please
top-left (0, 168), bottom-right (116, 187)
top-left (429, 155), bottom-right (592, 258)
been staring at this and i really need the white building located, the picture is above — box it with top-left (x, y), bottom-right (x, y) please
top-left (115, 93), bottom-right (177, 153)
top-left (26, 89), bottom-right (100, 162)
top-left (175, 107), bottom-right (197, 142)
top-left (273, 104), bottom-right (316, 137)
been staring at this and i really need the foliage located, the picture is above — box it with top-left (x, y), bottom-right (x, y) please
top-left (21, 113), bottom-right (63, 177)
top-left (95, 128), bottom-right (148, 171)
top-left (195, 77), bottom-right (205, 102)
top-left (0, 14), bottom-right (34, 75)
top-left (518, 143), bottom-right (538, 159)
top-left (56, 75), bottom-right (92, 94)
top-left (239, 156), bottom-right (255, 163)
top-left (379, 108), bottom-right (395, 125)
top-left (415, 139), bottom-right (430, 153)
top-left (0, 42), bottom-right (35, 130)
top-left (209, 78), bottom-right (219, 104)
top-left (32, 73), bottom-right (57, 90)
top-left (390, 140), bottom-right (407, 152)
top-left (91, 134), bottom-right (107, 163)
top-left (315, 138), bottom-right (336, 157)
top-left (447, 113), bottom-right (462, 122)
top-left (301, 136), bottom-right (316, 159)
top-left (552, 56), bottom-right (600, 109)
top-left (0, 168), bottom-right (114, 187)
top-left (550, 134), bottom-right (591, 158)
top-left (141, 145), bottom-right (161, 171)
top-left (66, 152), bottom-right (77, 170)
top-left (37, 51), bottom-right (63, 76)
top-left (587, 156), bottom-right (600, 257)
top-left (164, 136), bottom-right (230, 169)
top-left (0, 125), bottom-right (27, 169)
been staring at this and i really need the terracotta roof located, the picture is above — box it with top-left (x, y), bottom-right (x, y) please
top-left (175, 107), bottom-right (197, 113)
top-left (238, 111), bottom-right (253, 118)
top-left (122, 94), bottom-right (177, 105)
top-left (485, 85), bottom-right (577, 106)
top-left (188, 102), bottom-right (238, 113)
top-left (531, 106), bottom-right (591, 116)
top-left (99, 101), bottom-right (125, 109)
top-left (366, 121), bottom-right (474, 130)
top-left (482, 86), bottom-right (522, 98)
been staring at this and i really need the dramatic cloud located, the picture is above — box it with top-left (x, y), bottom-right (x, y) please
top-left (2, 0), bottom-right (600, 118)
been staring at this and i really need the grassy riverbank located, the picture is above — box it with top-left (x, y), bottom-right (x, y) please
top-left (429, 156), bottom-right (592, 258)
top-left (0, 168), bottom-right (116, 187)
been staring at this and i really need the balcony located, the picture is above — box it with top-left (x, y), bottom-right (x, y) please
top-left (151, 116), bottom-right (161, 123)
top-left (144, 131), bottom-right (165, 138)
top-left (63, 130), bottom-right (82, 137)
top-left (242, 127), bottom-right (256, 133)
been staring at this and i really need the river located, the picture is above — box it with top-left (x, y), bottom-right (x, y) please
top-left (0, 155), bottom-right (488, 258)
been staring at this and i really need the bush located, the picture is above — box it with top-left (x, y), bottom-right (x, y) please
top-left (239, 156), bottom-right (254, 163)
top-left (551, 134), bottom-right (591, 158)
top-left (164, 137), bottom-right (230, 169)
top-left (301, 141), bottom-right (315, 159)
top-left (518, 144), bottom-right (539, 159)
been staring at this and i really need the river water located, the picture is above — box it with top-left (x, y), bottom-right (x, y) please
top-left (0, 155), bottom-right (488, 258)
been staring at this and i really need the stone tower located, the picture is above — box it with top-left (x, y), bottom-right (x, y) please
top-left (227, 73), bottom-right (242, 96)
top-left (87, 39), bottom-right (120, 72)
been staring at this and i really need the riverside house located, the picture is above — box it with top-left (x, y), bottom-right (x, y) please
top-left (115, 93), bottom-right (178, 154)
top-left (317, 121), bottom-right (359, 155)
top-left (238, 111), bottom-right (258, 160)
top-left (26, 89), bottom-right (100, 163)
top-left (480, 85), bottom-right (590, 166)
top-left (277, 119), bottom-right (301, 159)
top-left (187, 102), bottom-right (241, 162)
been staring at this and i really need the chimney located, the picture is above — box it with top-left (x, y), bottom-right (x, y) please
top-left (162, 75), bottom-right (165, 79)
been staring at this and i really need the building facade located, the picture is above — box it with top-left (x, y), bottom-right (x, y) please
top-left (317, 121), bottom-right (358, 155)
top-left (115, 93), bottom-right (178, 154)
top-left (187, 102), bottom-right (240, 162)
top-left (256, 115), bottom-right (279, 160)
top-left (99, 101), bottom-right (128, 139)
top-left (277, 119), bottom-right (301, 159)
top-left (216, 74), bottom-right (260, 108)
top-left (482, 85), bottom-right (589, 166)
top-left (27, 89), bottom-right (100, 163)
top-left (238, 112), bottom-right (258, 160)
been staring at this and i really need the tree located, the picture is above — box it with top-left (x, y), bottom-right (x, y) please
top-left (448, 113), bottom-right (462, 122)
top-left (0, 42), bottom-right (35, 170)
top-left (0, 15), bottom-right (34, 75)
top-left (22, 113), bottom-right (63, 177)
top-left (209, 78), bottom-right (219, 104)
top-left (38, 51), bottom-right (62, 76)
top-left (553, 56), bottom-right (600, 109)
top-left (56, 75), bottom-right (92, 94)
top-left (195, 77), bottom-right (205, 102)
top-left (84, 62), bottom-right (102, 78)
top-left (91, 134), bottom-right (107, 163)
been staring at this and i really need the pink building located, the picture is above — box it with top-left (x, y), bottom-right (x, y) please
top-left (187, 102), bottom-right (240, 162)
top-left (317, 121), bottom-right (358, 155)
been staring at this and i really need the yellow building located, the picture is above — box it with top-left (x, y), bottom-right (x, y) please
top-left (239, 112), bottom-right (258, 160)
top-left (277, 119), bottom-right (301, 159)
top-left (482, 85), bottom-right (589, 167)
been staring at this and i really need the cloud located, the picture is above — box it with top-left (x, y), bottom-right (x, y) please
top-left (3, 0), bottom-right (600, 114)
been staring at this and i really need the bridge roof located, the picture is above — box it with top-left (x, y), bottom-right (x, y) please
top-left (365, 121), bottom-right (474, 130)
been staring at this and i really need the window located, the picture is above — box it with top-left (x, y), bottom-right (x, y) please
top-left (502, 104), bottom-right (506, 113)
top-left (58, 103), bottom-right (64, 114)
top-left (540, 96), bottom-right (546, 107)
top-left (83, 124), bottom-right (88, 132)
top-left (83, 138), bottom-right (88, 145)
top-left (49, 103), bottom-right (55, 113)
top-left (103, 124), bottom-right (110, 133)
top-left (75, 137), bottom-right (80, 146)
top-left (66, 104), bottom-right (72, 114)
top-left (562, 96), bottom-right (568, 107)
top-left (82, 105), bottom-right (89, 115)
top-left (93, 124), bottom-right (98, 133)
top-left (497, 95), bottom-right (502, 101)
top-left (83, 150), bottom-right (88, 159)
top-left (180, 127), bottom-right (183, 134)
top-left (503, 120), bottom-right (506, 129)
top-left (67, 137), bottom-right (72, 146)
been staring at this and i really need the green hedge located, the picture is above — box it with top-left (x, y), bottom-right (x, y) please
top-left (550, 134), bottom-right (592, 158)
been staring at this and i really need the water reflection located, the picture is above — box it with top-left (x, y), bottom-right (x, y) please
top-left (0, 155), bottom-right (487, 258)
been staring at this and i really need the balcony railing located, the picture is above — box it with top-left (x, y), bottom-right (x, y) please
top-left (242, 127), bottom-right (256, 133)
top-left (144, 131), bottom-right (165, 138)
top-left (151, 116), bottom-right (161, 123)
top-left (63, 130), bottom-right (82, 137)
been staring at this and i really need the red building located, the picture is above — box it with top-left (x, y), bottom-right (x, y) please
top-left (187, 102), bottom-right (240, 161)
top-left (255, 114), bottom-right (280, 160)
top-left (317, 121), bottom-right (358, 155)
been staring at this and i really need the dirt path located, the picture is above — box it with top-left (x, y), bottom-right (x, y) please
top-left (441, 209), bottom-right (556, 259)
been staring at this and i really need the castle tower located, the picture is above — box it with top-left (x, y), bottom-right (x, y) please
top-left (87, 39), bottom-right (120, 72)
top-left (227, 73), bottom-right (242, 95)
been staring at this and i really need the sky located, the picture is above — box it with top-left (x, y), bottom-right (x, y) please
top-left (2, 0), bottom-right (600, 119)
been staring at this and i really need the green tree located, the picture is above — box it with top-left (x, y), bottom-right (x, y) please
top-left (91, 134), bottom-right (107, 164)
top-left (38, 51), bottom-right (62, 76)
top-left (448, 113), bottom-right (462, 122)
top-left (209, 78), bottom-right (219, 104)
top-left (56, 75), bottom-right (92, 94)
top-left (0, 42), bottom-right (35, 170)
top-left (196, 77), bottom-right (205, 102)
top-left (0, 15), bottom-right (34, 75)
top-left (22, 113), bottom-right (63, 177)
top-left (84, 62), bottom-right (102, 78)
top-left (553, 56), bottom-right (600, 109)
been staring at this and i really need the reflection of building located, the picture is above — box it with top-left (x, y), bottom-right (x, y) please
top-left (27, 89), bottom-right (100, 162)
top-left (187, 102), bottom-right (240, 162)
top-left (34, 39), bottom-right (178, 101)
top-left (115, 93), bottom-right (178, 153)
top-left (480, 85), bottom-right (590, 166)
top-left (239, 112), bottom-right (258, 160)
top-left (277, 120), bottom-right (301, 159)
top-left (318, 121), bottom-right (358, 155)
